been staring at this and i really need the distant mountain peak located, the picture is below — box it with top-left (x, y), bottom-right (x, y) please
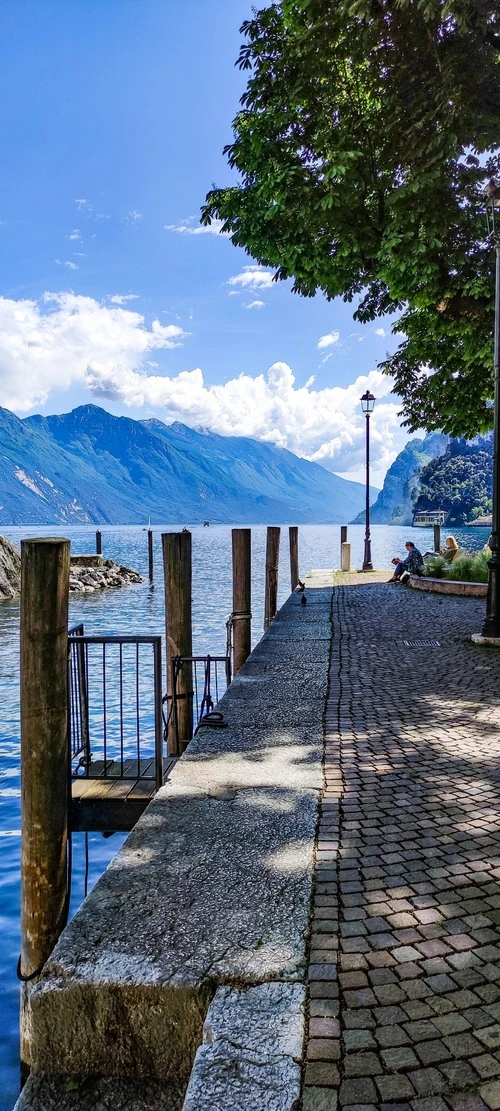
top-left (0, 401), bottom-right (377, 526)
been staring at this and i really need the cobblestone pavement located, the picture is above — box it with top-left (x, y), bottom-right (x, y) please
top-left (303, 582), bottom-right (500, 1111)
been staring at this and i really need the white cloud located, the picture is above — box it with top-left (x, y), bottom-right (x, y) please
top-left (74, 197), bottom-right (110, 220)
top-left (54, 259), bottom-right (78, 270)
top-left (164, 217), bottom-right (229, 237)
top-left (243, 300), bottom-right (265, 310)
top-left (0, 292), bottom-right (188, 412)
top-left (66, 229), bottom-right (82, 242)
top-left (0, 294), bottom-right (406, 483)
top-left (227, 265), bottom-right (275, 291)
top-left (109, 293), bottom-right (140, 305)
top-left (317, 331), bottom-right (340, 350)
top-left (122, 210), bottom-right (143, 224)
top-left (374, 327), bottom-right (386, 337)
top-left (94, 362), bottom-right (403, 487)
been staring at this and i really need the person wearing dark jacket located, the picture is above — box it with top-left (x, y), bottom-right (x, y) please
top-left (388, 541), bottom-right (424, 583)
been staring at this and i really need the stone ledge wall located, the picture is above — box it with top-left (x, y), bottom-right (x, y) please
top-left (410, 573), bottom-right (487, 597)
top-left (15, 586), bottom-right (333, 1111)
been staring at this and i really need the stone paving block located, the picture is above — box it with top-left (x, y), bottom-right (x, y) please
top-left (307, 1039), bottom-right (341, 1061)
top-left (410, 1068), bottom-right (445, 1096)
top-left (443, 1032), bottom-right (484, 1058)
top-left (440, 1060), bottom-right (480, 1089)
top-left (302, 1088), bottom-right (338, 1111)
top-left (477, 1027), bottom-right (500, 1051)
top-left (472, 1055), bottom-right (500, 1080)
top-left (310, 1000), bottom-right (340, 1019)
top-left (376, 1074), bottom-right (416, 1101)
top-left (338, 1079), bottom-right (378, 1105)
top-left (305, 1062), bottom-right (341, 1088)
top-left (343, 1009), bottom-right (376, 1030)
top-left (310, 1018), bottom-right (341, 1039)
top-left (404, 1020), bottom-right (439, 1042)
top-left (447, 1096), bottom-right (490, 1111)
top-left (380, 1045), bottom-right (420, 1070)
top-left (376, 1024), bottom-right (411, 1048)
top-left (415, 1039), bottom-right (452, 1066)
top-left (479, 1080), bottom-right (500, 1108)
top-left (343, 1053), bottom-right (382, 1079)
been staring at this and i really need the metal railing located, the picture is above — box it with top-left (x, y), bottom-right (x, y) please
top-left (165, 649), bottom-right (231, 755)
top-left (68, 627), bottom-right (163, 789)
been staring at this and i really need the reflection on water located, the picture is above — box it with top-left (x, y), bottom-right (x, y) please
top-left (0, 522), bottom-right (489, 1107)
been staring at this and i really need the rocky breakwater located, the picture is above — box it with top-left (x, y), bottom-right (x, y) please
top-left (69, 554), bottom-right (143, 593)
top-left (0, 539), bottom-right (143, 600)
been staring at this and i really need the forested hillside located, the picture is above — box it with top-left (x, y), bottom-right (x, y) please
top-left (352, 432), bottom-right (448, 525)
top-left (413, 438), bottom-right (493, 526)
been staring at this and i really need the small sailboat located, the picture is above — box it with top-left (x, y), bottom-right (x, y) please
top-left (142, 514), bottom-right (151, 531)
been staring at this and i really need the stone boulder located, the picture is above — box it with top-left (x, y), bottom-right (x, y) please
top-left (0, 535), bottom-right (21, 599)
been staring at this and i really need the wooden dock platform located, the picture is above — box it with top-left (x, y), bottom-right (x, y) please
top-left (70, 757), bottom-right (177, 832)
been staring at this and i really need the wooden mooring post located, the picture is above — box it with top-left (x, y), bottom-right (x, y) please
top-left (20, 537), bottom-right (70, 1072)
top-left (232, 528), bottom-right (251, 675)
top-left (95, 529), bottom-right (102, 556)
top-left (162, 531), bottom-right (193, 756)
top-left (289, 526), bottom-right (299, 591)
top-left (148, 528), bottom-right (154, 584)
top-left (433, 523), bottom-right (441, 553)
top-left (264, 526), bottom-right (280, 630)
top-left (340, 526), bottom-right (347, 567)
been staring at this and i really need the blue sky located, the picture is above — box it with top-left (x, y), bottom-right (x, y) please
top-left (0, 0), bottom-right (409, 485)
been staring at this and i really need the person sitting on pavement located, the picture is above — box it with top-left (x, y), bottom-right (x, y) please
top-left (388, 541), bottom-right (424, 583)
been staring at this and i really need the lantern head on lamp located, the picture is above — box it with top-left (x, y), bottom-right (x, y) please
top-left (360, 390), bottom-right (376, 415)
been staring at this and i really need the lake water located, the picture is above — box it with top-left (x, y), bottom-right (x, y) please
top-left (0, 521), bottom-right (489, 1109)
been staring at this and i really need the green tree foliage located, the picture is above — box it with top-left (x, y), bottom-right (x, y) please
top-left (202, 1), bottom-right (500, 437)
top-left (414, 437), bottom-right (493, 524)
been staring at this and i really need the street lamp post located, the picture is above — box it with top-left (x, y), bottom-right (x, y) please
top-left (481, 180), bottom-right (500, 639)
top-left (360, 390), bottom-right (376, 572)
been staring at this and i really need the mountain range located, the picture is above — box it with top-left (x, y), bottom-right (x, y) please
top-left (0, 404), bottom-right (378, 526)
top-left (352, 432), bottom-right (449, 525)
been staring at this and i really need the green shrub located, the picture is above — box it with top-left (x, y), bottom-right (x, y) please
top-left (423, 555), bottom-right (446, 578)
top-left (445, 554), bottom-right (475, 581)
top-left (470, 549), bottom-right (490, 582)
top-left (444, 550), bottom-right (489, 583)
top-left (423, 549), bottom-right (489, 582)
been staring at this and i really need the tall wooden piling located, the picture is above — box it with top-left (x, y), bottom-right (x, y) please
top-left (96, 529), bottom-right (102, 556)
top-left (264, 526), bottom-right (280, 630)
top-left (433, 524), bottom-right (441, 553)
top-left (162, 531), bottom-right (193, 755)
top-left (232, 529), bottom-right (251, 675)
top-left (20, 537), bottom-right (70, 1069)
top-left (340, 526), bottom-right (347, 567)
top-left (148, 528), bottom-right (154, 584)
top-left (289, 526), bottom-right (299, 592)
